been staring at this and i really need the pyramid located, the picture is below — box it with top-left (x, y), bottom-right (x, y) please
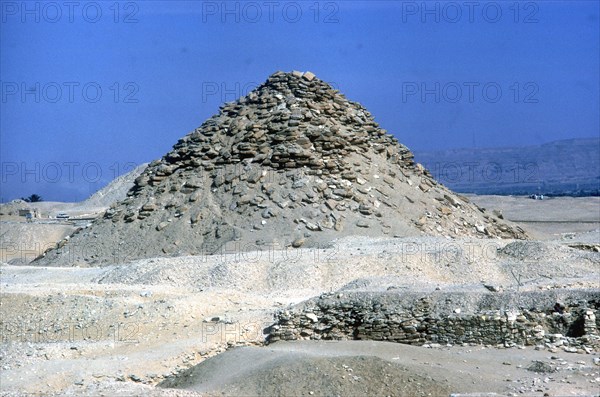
top-left (36, 71), bottom-right (526, 266)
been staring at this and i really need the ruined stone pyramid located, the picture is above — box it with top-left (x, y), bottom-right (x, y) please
top-left (37, 71), bottom-right (526, 266)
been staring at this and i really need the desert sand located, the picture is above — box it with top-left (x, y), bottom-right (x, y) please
top-left (1, 196), bottom-right (598, 396)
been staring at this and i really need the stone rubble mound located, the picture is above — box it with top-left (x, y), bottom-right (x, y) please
top-left (36, 71), bottom-right (526, 266)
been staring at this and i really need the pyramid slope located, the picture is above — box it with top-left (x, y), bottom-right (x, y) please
top-left (36, 71), bottom-right (526, 266)
top-left (83, 163), bottom-right (148, 208)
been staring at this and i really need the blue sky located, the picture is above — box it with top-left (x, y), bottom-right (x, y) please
top-left (1, 0), bottom-right (598, 201)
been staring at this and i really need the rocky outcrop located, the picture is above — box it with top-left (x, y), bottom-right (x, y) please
top-left (268, 290), bottom-right (600, 350)
top-left (35, 71), bottom-right (526, 267)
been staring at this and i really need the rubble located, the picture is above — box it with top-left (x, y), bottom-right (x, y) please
top-left (35, 71), bottom-right (526, 267)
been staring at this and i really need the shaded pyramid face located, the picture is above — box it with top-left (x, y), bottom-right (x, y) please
top-left (38, 71), bottom-right (527, 266)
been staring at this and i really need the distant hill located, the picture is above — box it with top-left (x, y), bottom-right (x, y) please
top-left (414, 138), bottom-right (600, 196)
top-left (83, 163), bottom-right (148, 207)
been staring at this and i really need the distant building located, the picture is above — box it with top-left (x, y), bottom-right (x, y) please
top-left (18, 208), bottom-right (39, 219)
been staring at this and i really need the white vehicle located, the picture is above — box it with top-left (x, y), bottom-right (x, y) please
top-left (56, 213), bottom-right (70, 219)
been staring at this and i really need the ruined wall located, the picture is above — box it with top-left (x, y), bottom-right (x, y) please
top-left (268, 290), bottom-right (600, 350)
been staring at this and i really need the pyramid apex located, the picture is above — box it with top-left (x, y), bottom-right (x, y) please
top-left (274, 70), bottom-right (317, 81)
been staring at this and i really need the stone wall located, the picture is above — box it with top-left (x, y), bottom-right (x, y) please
top-left (268, 290), bottom-right (600, 350)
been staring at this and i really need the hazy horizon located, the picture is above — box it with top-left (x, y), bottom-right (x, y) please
top-left (2, 136), bottom-right (597, 203)
top-left (1, 1), bottom-right (599, 202)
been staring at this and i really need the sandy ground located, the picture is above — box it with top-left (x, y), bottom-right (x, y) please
top-left (0, 196), bottom-right (599, 396)
top-left (0, 165), bottom-right (144, 264)
top-left (0, 222), bottom-right (77, 264)
top-left (0, 201), bottom-right (105, 263)
top-left (469, 195), bottom-right (600, 240)
top-left (162, 340), bottom-right (600, 397)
